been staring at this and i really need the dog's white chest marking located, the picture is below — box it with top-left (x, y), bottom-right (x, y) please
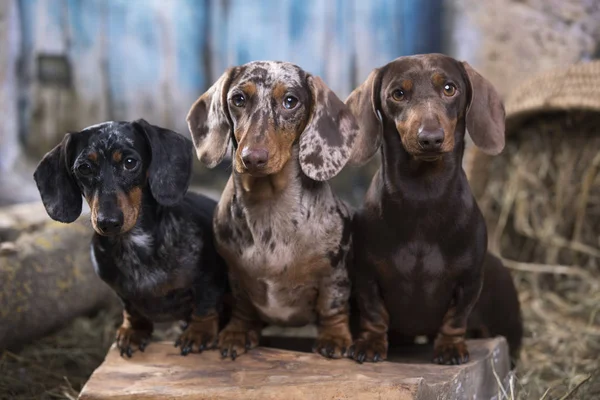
top-left (254, 279), bottom-right (300, 321)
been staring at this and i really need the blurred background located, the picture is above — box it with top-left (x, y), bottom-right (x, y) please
top-left (1, 0), bottom-right (446, 205)
top-left (3, 0), bottom-right (598, 206)
top-left (1, 1), bottom-right (600, 399)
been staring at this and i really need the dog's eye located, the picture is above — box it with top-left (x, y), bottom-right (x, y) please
top-left (77, 163), bottom-right (92, 176)
top-left (231, 94), bottom-right (246, 108)
top-left (392, 89), bottom-right (405, 101)
top-left (443, 83), bottom-right (457, 97)
top-left (124, 157), bottom-right (138, 171)
top-left (283, 95), bottom-right (299, 110)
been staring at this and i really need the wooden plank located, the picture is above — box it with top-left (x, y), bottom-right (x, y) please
top-left (79, 338), bottom-right (511, 400)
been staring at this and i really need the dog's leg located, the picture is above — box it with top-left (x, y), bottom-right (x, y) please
top-left (313, 267), bottom-right (353, 359)
top-left (217, 286), bottom-right (263, 360)
top-left (433, 271), bottom-right (483, 365)
top-left (175, 267), bottom-right (225, 356)
top-left (176, 310), bottom-right (219, 356)
top-left (349, 276), bottom-right (389, 363)
top-left (115, 301), bottom-right (153, 358)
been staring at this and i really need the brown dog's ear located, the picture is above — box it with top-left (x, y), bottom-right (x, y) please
top-left (186, 68), bottom-right (236, 168)
top-left (299, 76), bottom-right (359, 181)
top-left (462, 62), bottom-right (505, 155)
top-left (345, 68), bottom-right (383, 165)
top-left (33, 133), bottom-right (83, 223)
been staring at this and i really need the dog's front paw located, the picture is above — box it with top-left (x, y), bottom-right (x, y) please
top-left (218, 327), bottom-right (260, 360)
top-left (313, 332), bottom-right (352, 359)
top-left (175, 314), bottom-right (219, 356)
top-left (433, 337), bottom-right (469, 365)
top-left (348, 334), bottom-right (388, 363)
top-left (116, 326), bottom-right (152, 358)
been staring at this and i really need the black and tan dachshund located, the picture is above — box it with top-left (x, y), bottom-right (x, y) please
top-left (346, 54), bottom-right (522, 365)
top-left (33, 119), bottom-right (228, 357)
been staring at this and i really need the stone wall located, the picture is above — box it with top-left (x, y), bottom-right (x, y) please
top-left (446, 0), bottom-right (600, 98)
top-left (446, 0), bottom-right (600, 189)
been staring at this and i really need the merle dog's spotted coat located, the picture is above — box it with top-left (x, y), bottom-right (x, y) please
top-left (187, 61), bottom-right (359, 360)
top-left (34, 120), bottom-right (228, 357)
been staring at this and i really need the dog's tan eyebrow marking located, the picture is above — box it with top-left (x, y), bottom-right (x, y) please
top-left (112, 151), bottom-right (122, 163)
top-left (273, 82), bottom-right (287, 99)
top-left (401, 80), bottom-right (413, 91)
top-left (431, 73), bottom-right (446, 87)
top-left (88, 152), bottom-right (98, 162)
top-left (238, 82), bottom-right (257, 97)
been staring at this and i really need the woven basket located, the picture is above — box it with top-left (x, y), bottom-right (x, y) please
top-left (465, 60), bottom-right (600, 195)
top-left (504, 60), bottom-right (600, 130)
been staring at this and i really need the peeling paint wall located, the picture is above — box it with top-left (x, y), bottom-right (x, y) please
top-left (1, 0), bottom-right (443, 205)
top-left (0, 0), bottom-right (20, 173)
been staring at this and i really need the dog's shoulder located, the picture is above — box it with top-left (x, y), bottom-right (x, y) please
top-left (164, 191), bottom-right (218, 234)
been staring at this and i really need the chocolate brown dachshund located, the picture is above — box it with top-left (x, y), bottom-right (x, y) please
top-left (346, 54), bottom-right (522, 365)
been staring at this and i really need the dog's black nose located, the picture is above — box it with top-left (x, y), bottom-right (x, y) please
top-left (418, 128), bottom-right (444, 151)
top-left (96, 213), bottom-right (124, 235)
top-left (241, 147), bottom-right (269, 170)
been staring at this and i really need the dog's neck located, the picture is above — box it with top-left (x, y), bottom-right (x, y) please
top-left (379, 121), bottom-right (467, 200)
top-left (235, 164), bottom-right (295, 202)
top-left (231, 147), bottom-right (320, 206)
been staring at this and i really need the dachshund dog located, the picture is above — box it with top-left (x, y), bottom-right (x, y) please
top-left (345, 54), bottom-right (522, 365)
top-left (187, 61), bottom-right (359, 360)
top-left (33, 120), bottom-right (228, 357)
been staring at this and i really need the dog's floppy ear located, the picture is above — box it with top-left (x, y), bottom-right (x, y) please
top-left (33, 133), bottom-right (82, 223)
top-left (462, 62), bottom-right (505, 155)
top-left (299, 76), bottom-right (359, 181)
top-left (345, 68), bottom-right (383, 166)
top-left (186, 68), bottom-right (237, 168)
top-left (134, 119), bottom-right (193, 206)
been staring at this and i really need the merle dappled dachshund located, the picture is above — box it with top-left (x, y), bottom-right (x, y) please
top-left (187, 61), bottom-right (359, 360)
top-left (346, 54), bottom-right (523, 365)
top-left (33, 120), bottom-right (228, 357)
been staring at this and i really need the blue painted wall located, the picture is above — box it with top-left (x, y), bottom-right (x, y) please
top-left (15, 0), bottom-right (442, 140)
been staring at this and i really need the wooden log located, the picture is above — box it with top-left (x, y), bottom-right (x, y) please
top-left (0, 202), bottom-right (116, 350)
top-left (79, 338), bottom-right (512, 400)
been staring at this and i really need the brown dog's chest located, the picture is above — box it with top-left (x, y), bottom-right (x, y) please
top-left (374, 242), bottom-right (461, 335)
top-left (357, 200), bottom-right (483, 335)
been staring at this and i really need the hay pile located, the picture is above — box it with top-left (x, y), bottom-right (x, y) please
top-left (0, 306), bottom-right (184, 399)
top-left (0, 308), bottom-right (119, 400)
top-left (478, 111), bottom-right (600, 399)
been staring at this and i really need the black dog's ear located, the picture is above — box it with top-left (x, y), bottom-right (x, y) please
top-left (461, 62), bottom-right (505, 155)
top-left (186, 67), bottom-right (237, 168)
top-left (33, 133), bottom-right (82, 223)
top-left (299, 75), bottom-right (360, 181)
top-left (345, 68), bottom-right (383, 166)
top-left (134, 119), bottom-right (193, 206)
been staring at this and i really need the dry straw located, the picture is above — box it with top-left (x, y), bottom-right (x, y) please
top-left (477, 60), bottom-right (600, 399)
